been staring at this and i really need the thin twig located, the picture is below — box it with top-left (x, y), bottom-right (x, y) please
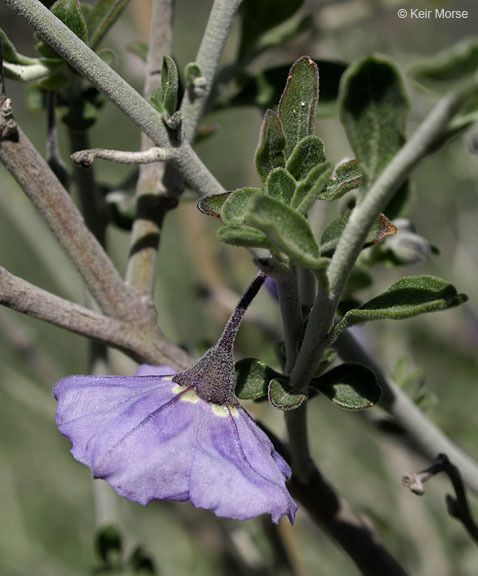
top-left (403, 454), bottom-right (478, 544)
top-left (180, 0), bottom-right (243, 143)
top-left (335, 330), bottom-right (478, 495)
top-left (71, 146), bottom-right (170, 167)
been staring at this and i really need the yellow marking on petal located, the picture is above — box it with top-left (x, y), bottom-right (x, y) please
top-left (212, 405), bottom-right (229, 417)
top-left (172, 384), bottom-right (187, 394)
top-left (212, 405), bottom-right (239, 418)
top-left (181, 389), bottom-right (200, 403)
top-left (163, 375), bottom-right (174, 381)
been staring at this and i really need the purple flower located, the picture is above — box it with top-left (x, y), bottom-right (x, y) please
top-left (54, 363), bottom-right (297, 523)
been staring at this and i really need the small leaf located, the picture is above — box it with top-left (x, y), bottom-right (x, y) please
top-left (268, 378), bottom-right (306, 410)
top-left (235, 358), bottom-right (281, 400)
top-left (320, 213), bottom-right (396, 257)
top-left (286, 135), bottom-right (326, 181)
top-left (197, 192), bottom-right (231, 219)
top-left (161, 55), bottom-right (179, 116)
top-left (322, 159), bottom-right (362, 201)
top-left (310, 363), bottom-right (381, 410)
top-left (339, 55), bottom-right (409, 190)
top-left (221, 187), bottom-right (261, 226)
top-left (217, 225), bottom-right (273, 249)
top-left (265, 168), bottom-right (296, 204)
top-left (86, 0), bottom-right (128, 50)
top-left (0, 28), bottom-right (37, 65)
top-left (364, 214), bottom-right (398, 247)
top-left (37, 0), bottom-right (88, 58)
top-left (255, 110), bottom-right (286, 182)
top-left (411, 37), bottom-right (478, 85)
top-left (97, 48), bottom-right (117, 67)
top-left (185, 62), bottom-right (202, 85)
top-left (339, 275), bottom-right (468, 328)
top-left (291, 162), bottom-right (333, 215)
top-left (150, 55), bottom-right (179, 118)
top-left (247, 193), bottom-right (324, 269)
top-left (279, 56), bottom-right (318, 156)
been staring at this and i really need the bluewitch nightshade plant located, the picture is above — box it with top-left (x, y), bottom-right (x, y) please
top-left (54, 272), bottom-right (297, 523)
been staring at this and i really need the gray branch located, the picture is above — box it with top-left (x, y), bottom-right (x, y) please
top-left (180, 0), bottom-right (243, 142)
top-left (0, 266), bottom-right (191, 370)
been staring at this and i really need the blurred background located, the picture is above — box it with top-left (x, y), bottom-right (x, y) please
top-left (0, 0), bottom-right (477, 574)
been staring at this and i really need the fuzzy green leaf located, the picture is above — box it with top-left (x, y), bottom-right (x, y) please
top-left (339, 55), bottom-right (409, 190)
top-left (286, 135), bottom-right (326, 181)
top-left (161, 55), bottom-right (179, 116)
top-left (265, 168), bottom-right (296, 204)
top-left (185, 62), bottom-right (202, 87)
top-left (221, 188), bottom-right (262, 226)
top-left (97, 48), bottom-right (117, 67)
top-left (235, 358), bottom-right (281, 400)
top-left (37, 0), bottom-right (88, 58)
top-left (86, 0), bottom-right (128, 50)
top-left (411, 37), bottom-right (478, 85)
top-left (291, 162), bottom-right (333, 215)
top-left (150, 55), bottom-right (178, 117)
top-left (340, 275), bottom-right (468, 328)
top-left (217, 226), bottom-right (273, 249)
top-left (0, 28), bottom-right (37, 65)
top-left (197, 192), bottom-right (231, 219)
top-left (322, 159), bottom-right (362, 201)
top-left (255, 110), bottom-right (286, 182)
top-left (247, 194), bottom-right (324, 269)
top-left (279, 56), bottom-right (318, 156)
top-left (310, 363), bottom-right (381, 410)
top-left (268, 378), bottom-right (306, 410)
